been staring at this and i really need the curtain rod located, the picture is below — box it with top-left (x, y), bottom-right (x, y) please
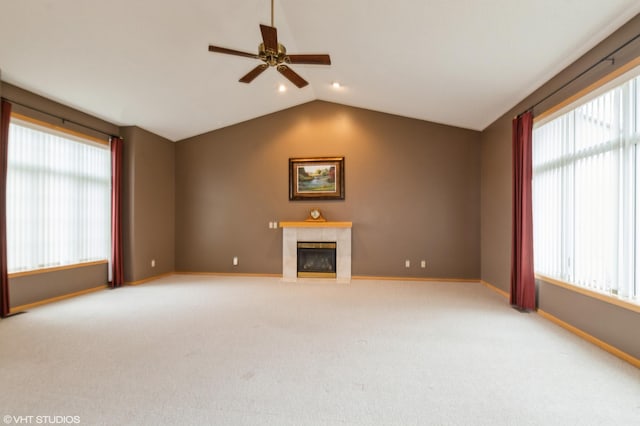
top-left (519, 31), bottom-right (640, 117)
top-left (1, 96), bottom-right (118, 139)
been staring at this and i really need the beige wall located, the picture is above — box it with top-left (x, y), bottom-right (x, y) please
top-left (480, 14), bottom-right (640, 359)
top-left (121, 126), bottom-right (175, 283)
top-left (176, 101), bottom-right (481, 278)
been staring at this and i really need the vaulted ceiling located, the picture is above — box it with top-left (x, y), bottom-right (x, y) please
top-left (1, 0), bottom-right (639, 141)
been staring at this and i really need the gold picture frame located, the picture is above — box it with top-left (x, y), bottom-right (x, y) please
top-left (289, 157), bottom-right (345, 201)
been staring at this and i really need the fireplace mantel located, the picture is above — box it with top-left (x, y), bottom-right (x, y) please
top-left (279, 221), bottom-right (352, 228)
top-left (280, 221), bottom-right (352, 283)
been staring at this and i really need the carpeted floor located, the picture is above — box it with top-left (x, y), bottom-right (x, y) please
top-left (0, 275), bottom-right (638, 425)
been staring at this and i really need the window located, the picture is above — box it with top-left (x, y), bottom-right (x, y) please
top-left (6, 117), bottom-right (111, 273)
top-left (532, 66), bottom-right (640, 302)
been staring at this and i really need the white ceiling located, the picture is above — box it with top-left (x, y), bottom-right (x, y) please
top-left (1, 0), bottom-right (639, 141)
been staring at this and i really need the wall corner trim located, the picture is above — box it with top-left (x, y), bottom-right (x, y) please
top-left (480, 280), bottom-right (509, 299)
top-left (537, 309), bottom-right (640, 369)
top-left (352, 276), bottom-right (480, 283)
top-left (126, 272), bottom-right (176, 286)
top-left (174, 272), bottom-right (283, 279)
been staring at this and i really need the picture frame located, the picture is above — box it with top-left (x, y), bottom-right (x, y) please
top-left (289, 157), bottom-right (345, 201)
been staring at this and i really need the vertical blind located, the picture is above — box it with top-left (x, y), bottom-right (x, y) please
top-left (6, 119), bottom-right (111, 273)
top-left (533, 70), bottom-right (640, 301)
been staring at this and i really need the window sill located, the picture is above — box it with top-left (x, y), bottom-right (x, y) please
top-left (8, 260), bottom-right (108, 278)
top-left (535, 273), bottom-right (640, 314)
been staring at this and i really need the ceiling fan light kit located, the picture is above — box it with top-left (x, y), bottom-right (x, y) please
top-left (208, 0), bottom-right (331, 88)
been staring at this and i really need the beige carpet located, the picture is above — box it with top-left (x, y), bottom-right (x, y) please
top-left (0, 275), bottom-right (638, 425)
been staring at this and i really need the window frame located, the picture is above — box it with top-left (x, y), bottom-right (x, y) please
top-left (532, 57), bottom-right (640, 311)
top-left (6, 112), bottom-right (112, 275)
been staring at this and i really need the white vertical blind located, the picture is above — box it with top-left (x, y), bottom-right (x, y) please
top-left (6, 119), bottom-right (111, 273)
top-left (533, 71), bottom-right (639, 301)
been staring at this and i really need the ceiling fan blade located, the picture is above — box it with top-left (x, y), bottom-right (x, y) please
top-left (286, 54), bottom-right (331, 65)
top-left (277, 65), bottom-right (308, 88)
top-left (239, 64), bottom-right (269, 83)
top-left (260, 24), bottom-right (278, 52)
top-left (209, 45), bottom-right (259, 59)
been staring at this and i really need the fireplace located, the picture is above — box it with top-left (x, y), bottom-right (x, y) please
top-left (280, 221), bottom-right (352, 283)
top-left (297, 242), bottom-right (337, 278)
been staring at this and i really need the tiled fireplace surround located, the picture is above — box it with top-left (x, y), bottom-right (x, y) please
top-left (280, 221), bottom-right (352, 283)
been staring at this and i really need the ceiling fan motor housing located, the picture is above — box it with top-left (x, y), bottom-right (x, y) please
top-left (259, 42), bottom-right (287, 66)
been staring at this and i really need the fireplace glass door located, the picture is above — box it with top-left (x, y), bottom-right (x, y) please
top-left (297, 242), bottom-right (337, 278)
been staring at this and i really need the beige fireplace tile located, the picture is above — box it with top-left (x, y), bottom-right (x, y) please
top-left (282, 225), bottom-right (351, 283)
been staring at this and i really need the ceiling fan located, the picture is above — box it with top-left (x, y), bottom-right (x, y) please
top-left (207, 0), bottom-right (331, 88)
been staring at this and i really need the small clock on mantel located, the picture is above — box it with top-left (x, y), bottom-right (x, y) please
top-left (305, 208), bottom-right (327, 222)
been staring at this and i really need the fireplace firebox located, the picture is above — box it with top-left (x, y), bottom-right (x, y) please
top-left (297, 242), bottom-right (337, 278)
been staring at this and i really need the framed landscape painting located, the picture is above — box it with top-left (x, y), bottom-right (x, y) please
top-left (289, 157), bottom-right (345, 200)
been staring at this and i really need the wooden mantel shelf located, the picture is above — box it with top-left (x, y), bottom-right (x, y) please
top-left (279, 221), bottom-right (352, 228)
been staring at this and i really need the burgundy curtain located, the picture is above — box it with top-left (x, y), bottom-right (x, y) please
top-left (510, 111), bottom-right (536, 310)
top-left (110, 136), bottom-right (124, 288)
top-left (0, 100), bottom-right (12, 317)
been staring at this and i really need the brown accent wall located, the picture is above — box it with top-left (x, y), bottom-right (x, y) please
top-left (1, 83), bottom-right (118, 307)
top-left (9, 263), bottom-right (108, 307)
top-left (538, 282), bottom-right (640, 359)
top-left (121, 126), bottom-right (175, 282)
top-left (1, 84), bottom-right (176, 304)
top-left (1, 83), bottom-right (118, 141)
top-left (175, 101), bottom-right (481, 278)
top-left (480, 14), bottom-right (640, 358)
top-left (480, 117), bottom-right (512, 291)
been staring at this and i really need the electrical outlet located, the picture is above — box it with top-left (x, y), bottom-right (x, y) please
top-left (151, 259), bottom-right (156, 268)
top-left (405, 260), bottom-right (410, 268)
top-left (233, 256), bottom-right (238, 266)
top-left (421, 260), bottom-right (426, 268)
